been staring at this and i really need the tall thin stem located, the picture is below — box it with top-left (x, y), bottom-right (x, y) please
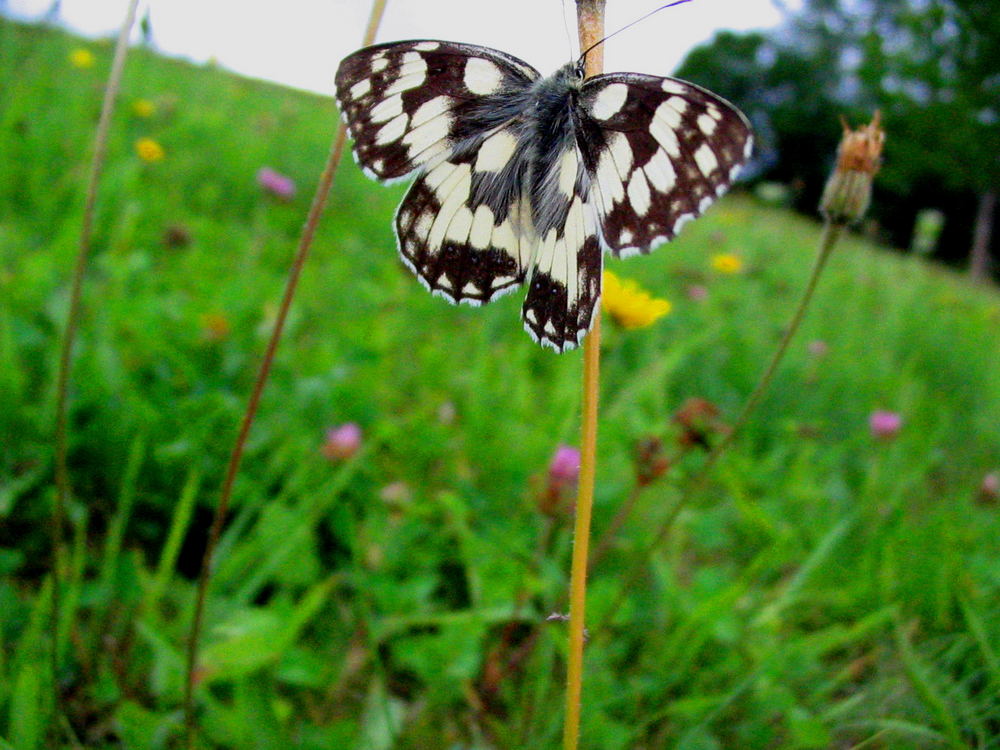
top-left (596, 220), bottom-right (844, 635)
top-left (563, 5), bottom-right (604, 749)
top-left (51, 0), bottom-right (140, 723)
top-left (182, 1), bottom-right (388, 741)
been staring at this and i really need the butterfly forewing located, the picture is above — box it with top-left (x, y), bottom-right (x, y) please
top-left (577, 74), bottom-right (753, 257)
top-left (335, 41), bottom-right (540, 181)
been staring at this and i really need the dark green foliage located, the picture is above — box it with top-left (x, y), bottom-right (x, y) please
top-left (2, 19), bottom-right (1000, 750)
top-left (675, 0), bottom-right (999, 271)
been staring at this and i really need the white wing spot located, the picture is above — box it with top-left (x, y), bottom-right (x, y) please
top-left (590, 83), bottom-right (629, 120)
top-left (557, 149), bottom-right (578, 197)
top-left (462, 282), bottom-right (479, 296)
top-left (698, 196), bottom-right (714, 214)
top-left (607, 132), bottom-right (633, 174)
top-left (626, 170), bottom-right (652, 216)
top-left (349, 79), bottom-right (371, 99)
top-left (661, 79), bottom-right (688, 96)
top-left (445, 206), bottom-right (474, 243)
top-left (673, 213), bottom-right (694, 235)
top-left (370, 55), bottom-right (388, 73)
top-left (464, 58), bottom-right (504, 95)
top-left (643, 149), bottom-right (676, 193)
top-left (475, 130), bottom-right (518, 172)
top-left (655, 99), bottom-right (683, 130)
top-left (413, 41), bottom-right (439, 51)
top-left (403, 115), bottom-right (451, 160)
top-left (492, 218), bottom-right (518, 255)
top-left (375, 113), bottom-right (409, 145)
top-left (370, 94), bottom-right (403, 124)
top-left (413, 212), bottom-right (432, 240)
top-left (469, 205), bottom-right (495, 249)
top-left (411, 96), bottom-right (449, 127)
top-left (596, 152), bottom-right (625, 213)
top-left (697, 113), bottom-right (717, 136)
top-left (649, 117), bottom-right (681, 159)
top-left (437, 274), bottom-right (454, 290)
top-left (666, 96), bottom-right (688, 115)
top-left (694, 143), bottom-right (719, 176)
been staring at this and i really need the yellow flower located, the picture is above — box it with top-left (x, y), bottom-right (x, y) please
top-left (69, 48), bottom-right (95, 69)
top-left (135, 138), bottom-right (165, 163)
top-left (602, 270), bottom-right (672, 330)
top-left (711, 253), bottom-right (743, 274)
top-left (132, 99), bottom-right (156, 118)
top-left (200, 312), bottom-right (231, 341)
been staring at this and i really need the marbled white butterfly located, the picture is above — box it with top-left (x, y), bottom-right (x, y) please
top-left (335, 40), bottom-right (752, 352)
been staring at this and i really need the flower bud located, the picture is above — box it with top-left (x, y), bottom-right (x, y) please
top-left (868, 410), bottom-right (902, 441)
top-left (322, 422), bottom-right (362, 460)
top-left (820, 111), bottom-right (885, 224)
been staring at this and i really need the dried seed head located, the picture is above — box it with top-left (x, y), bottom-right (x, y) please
top-left (820, 111), bottom-right (885, 224)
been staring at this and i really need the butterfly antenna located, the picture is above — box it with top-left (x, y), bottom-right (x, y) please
top-left (578, 0), bottom-right (695, 64)
top-left (559, 0), bottom-right (576, 59)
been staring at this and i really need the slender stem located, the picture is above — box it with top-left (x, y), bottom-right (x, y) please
top-left (182, 0), bottom-right (388, 741)
top-left (595, 220), bottom-right (844, 636)
top-left (563, 7), bottom-right (604, 749)
top-left (51, 0), bottom-right (140, 724)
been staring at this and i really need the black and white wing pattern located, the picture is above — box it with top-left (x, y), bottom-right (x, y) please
top-left (575, 73), bottom-right (753, 258)
top-left (335, 40), bottom-right (753, 352)
top-left (336, 41), bottom-right (542, 309)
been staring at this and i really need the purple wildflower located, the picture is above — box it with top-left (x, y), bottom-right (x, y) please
top-left (869, 410), bottom-right (902, 440)
top-left (322, 422), bottom-right (362, 460)
top-left (257, 167), bottom-right (296, 200)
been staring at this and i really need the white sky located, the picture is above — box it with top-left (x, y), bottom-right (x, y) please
top-left (8, 0), bottom-right (796, 96)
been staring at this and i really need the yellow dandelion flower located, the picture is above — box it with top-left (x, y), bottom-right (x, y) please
top-left (132, 99), bottom-right (156, 118)
top-left (711, 253), bottom-right (743, 274)
top-left (69, 48), bottom-right (95, 69)
top-left (135, 137), bottom-right (165, 163)
top-left (602, 270), bottom-right (672, 330)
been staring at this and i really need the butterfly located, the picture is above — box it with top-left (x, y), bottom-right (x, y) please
top-left (335, 39), bottom-right (752, 352)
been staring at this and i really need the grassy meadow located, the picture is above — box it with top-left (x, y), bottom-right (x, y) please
top-left (2, 18), bottom-right (1000, 750)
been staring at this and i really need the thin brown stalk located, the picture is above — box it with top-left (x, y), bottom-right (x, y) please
top-left (51, 0), bottom-right (140, 724)
top-left (595, 220), bottom-right (844, 635)
top-left (182, 0), bottom-right (388, 741)
top-left (563, 6), bottom-right (604, 749)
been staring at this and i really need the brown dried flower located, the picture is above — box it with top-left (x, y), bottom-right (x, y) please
top-left (820, 111), bottom-right (885, 224)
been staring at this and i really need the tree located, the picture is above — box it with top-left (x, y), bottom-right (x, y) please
top-left (677, 0), bottom-right (998, 276)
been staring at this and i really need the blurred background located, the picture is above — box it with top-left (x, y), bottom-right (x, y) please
top-left (1, 1), bottom-right (998, 748)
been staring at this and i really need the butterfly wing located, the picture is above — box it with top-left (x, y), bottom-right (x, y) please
top-left (575, 73), bottom-right (753, 257)
top-left (335, 40), bottom-right (540, 181)
top-left (520, 144), bottom-right (603, 352)
top-left (337, 41), bottom-right (542, 307)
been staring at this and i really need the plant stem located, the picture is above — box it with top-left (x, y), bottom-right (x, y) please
top-left (51, 0), bottom-right (139, 725)
top-left (182, 0), bottom-right (388, 742)
top-left (563, 5), bottom-right (604, 749)
top-left (596, 220), bottom-right (844, 635)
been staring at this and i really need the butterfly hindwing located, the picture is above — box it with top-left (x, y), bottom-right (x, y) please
top-left (576, 73), bottom-right (753, 257)
top-left (394, 147), bottom-right (533, 306)
top-left (335, 40), bottom-right (540, 182)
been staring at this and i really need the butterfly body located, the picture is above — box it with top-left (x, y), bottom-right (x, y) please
top-left (336, 41), bottom-right (752, 351)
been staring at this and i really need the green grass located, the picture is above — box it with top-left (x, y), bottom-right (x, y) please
top-left (2, 18), bottom-right (1000, 750)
